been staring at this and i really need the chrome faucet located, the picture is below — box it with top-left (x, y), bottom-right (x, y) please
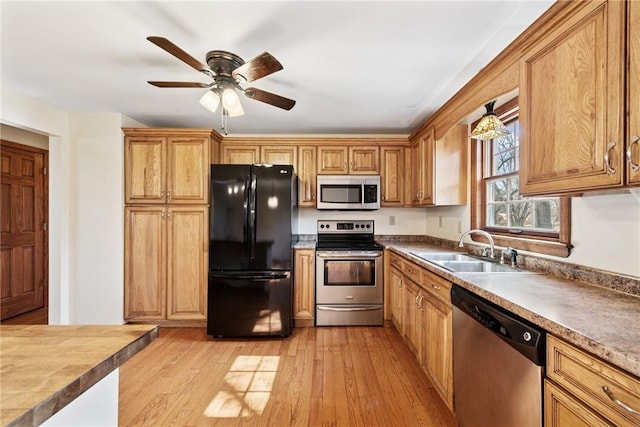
top-left (458, 229), bottom-right (495, 259)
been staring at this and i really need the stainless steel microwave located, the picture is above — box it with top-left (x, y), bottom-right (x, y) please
top-left (316, 175), bottom-right (380, 210)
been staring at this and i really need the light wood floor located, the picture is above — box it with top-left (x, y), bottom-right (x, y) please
top-left (119, 325), bottom-right (456, 426)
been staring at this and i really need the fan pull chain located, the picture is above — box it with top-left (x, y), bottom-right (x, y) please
top-left (221, 108), bottom-right (229, 135)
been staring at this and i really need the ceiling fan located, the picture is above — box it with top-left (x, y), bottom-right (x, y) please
top-left (146, 36), bottom-right (296, 133)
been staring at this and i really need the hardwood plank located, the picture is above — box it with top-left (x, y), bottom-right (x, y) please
top-left (119, 326), bottom-right (456, 426)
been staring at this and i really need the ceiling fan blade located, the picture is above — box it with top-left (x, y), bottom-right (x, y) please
top-left (147, 36), bottom-right (210, 74)
top-left (232, 52), bottom-right (283, 82)
top-left (244, 87), bottom-right (296, 110)
top-left (148, 81), bottom-right (212, 88)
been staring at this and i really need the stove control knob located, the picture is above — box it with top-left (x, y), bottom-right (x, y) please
top-left (355, 224), bottom-right (360, 228)
top-left (366, 224), bottom-right (371, 228)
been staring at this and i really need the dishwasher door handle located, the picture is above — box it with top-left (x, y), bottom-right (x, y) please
top-left (317, 305), bottom-right (381, 312)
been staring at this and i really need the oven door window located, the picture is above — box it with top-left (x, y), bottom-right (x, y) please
top-left (320, 184), bottom-right (361, 204)
top-left (324, 259), bottom-right (375, 286)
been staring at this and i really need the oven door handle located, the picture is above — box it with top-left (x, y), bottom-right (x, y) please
top-left (316, 252), bottom-right (382, 259)
top-left (317, 306), bottom-right (382, 312)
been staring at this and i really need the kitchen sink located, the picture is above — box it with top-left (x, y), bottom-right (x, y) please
top-left (411, 251), bottom-right (530, 273)
top-left (410, 252), bottom-right (478, 262)
top-left (436, 260), bottom-right (522, 273)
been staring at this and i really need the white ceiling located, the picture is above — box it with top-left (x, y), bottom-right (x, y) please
top-left (1, 1), bottom-right (554, 136)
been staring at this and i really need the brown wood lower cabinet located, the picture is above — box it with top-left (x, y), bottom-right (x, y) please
top-left (293, 248), bottom-right (315, 327)
top-left (545, 335), bottom-right (640, 427)
top-left (124, 206), bottom-right (208, 323)
top-left (387, 251), bottom-right (454, 412)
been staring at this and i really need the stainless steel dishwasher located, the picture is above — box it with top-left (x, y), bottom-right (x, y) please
top-left (451, 285), bottom-right (545, 427)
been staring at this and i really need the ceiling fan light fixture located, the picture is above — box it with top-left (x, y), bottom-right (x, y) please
top-left (222, 88), bottom-right (244, 117)
top-left (199, 90), bottom-right (220, 113)
top-left (470, 100), bottom-right (510, 140)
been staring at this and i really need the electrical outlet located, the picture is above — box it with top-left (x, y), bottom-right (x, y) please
top-left (389, 215), bottom-right (396, 226)
top-left (438, 216), bottom-right (443, 228)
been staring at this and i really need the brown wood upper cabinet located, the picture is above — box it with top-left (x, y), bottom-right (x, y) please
top-left (298, 146), bottom-right (317, 207)
top-left (407, 125), bottom-right (467, 206)
top-left (317, 146), bottom-right (379, 175)
top-left (124, 129), bottom-right (211, 204)
top-left (380, 146), bottom-right (404, 206)
top-left (519, 0), bottom-right (638, 195)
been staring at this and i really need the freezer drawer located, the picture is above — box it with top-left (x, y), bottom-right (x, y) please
top-left (207, 271), bottom-right (292, 338)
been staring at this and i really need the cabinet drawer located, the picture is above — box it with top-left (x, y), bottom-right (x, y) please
top-left (547, 335), bottom-right (640, 426)
top-left (389, 253), bottom-right (403, 270)
top-left (402, 260), bottom-right (421, 285)
top-left (421, 269), bottom-right (452, 304)
top-left (544, 379), bottom-right (615, 427)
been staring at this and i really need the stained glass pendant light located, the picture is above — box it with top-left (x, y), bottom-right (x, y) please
top-left (470, 100), bottom-right (510, 140)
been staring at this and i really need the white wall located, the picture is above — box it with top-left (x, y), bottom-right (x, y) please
top-left (1, 89), bottom-right (145, 324)
top-left (297, 207), bottom-right (428, 235)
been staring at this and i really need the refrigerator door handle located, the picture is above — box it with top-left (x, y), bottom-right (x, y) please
top-left (209, 272), bottom-right (290, 281)
top-left (248, 172), bottom-right (257, 260)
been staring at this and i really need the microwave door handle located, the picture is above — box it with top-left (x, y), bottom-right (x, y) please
top-left (362, 183), bottom-right (365, 208)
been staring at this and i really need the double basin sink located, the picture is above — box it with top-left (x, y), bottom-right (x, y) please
top-left (410, 251), bottom-right (529, 273)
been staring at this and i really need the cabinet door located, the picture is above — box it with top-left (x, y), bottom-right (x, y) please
top-left (421, 294), bottom-right (453, 410)
top-left (167, 137), bottom-right (210, 204)
top-left (222, 145), bottom-right (260, 164)
top-left (298, 146), bottom-right (317, 207)
top-left (434, 125), bottom-right (467, 205)
top-left (519, 0), bottom-right (625, 195)
top-left (124, 206), bottom-right (166, 320)
top-left (166, 206), bottom-right (207, 321)
top-left (389, 265), bottom-right (404, 331)
top-left (380, 146), bottom-right (404, 206)
top-left (544, 380), bottom-right (614, 427)
top-left (628, 0), bottom-right (640, 185)
top-left (403, 278), bottom-right (421, 357)
top-left (293, 249), bottom-right (315, 326)
top-left (124, 136), bottom-right (166, 204)
top-left (261, 146), bottom-right (297, 170)
top-left (317, 146), bottom-right (348, 174)
top-left (410, 128), bottom-right (434, 205)
top-left (349, 146), bottom-right (379, 174)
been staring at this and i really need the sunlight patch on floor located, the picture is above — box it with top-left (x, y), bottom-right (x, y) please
top-left (204, 355), bottom-right (280, 418)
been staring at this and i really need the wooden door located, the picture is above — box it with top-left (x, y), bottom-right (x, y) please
top-left (380, 146), bottom-right (403, 206)
top-left (422, 294), bottom-right (453, 410)
top-left (293, 249), bottom-right (315, 327)
top-left (222, 145), bottom-right (259, 164)
top-left (349, 146), bottom-right (379, 174)
top-left (628, 0), bottom-right (640, 185)
top-left (389, 265), bottom-right (403, 331)
top-left (166, 206), bottom-right (207, 321)
top-left (124, 136), bottom-right (166, 204)
top-left (519, 0), bottom-right (625, 195)
top-left (298, 146), bottom-right (317, 207)
top-left (317, 146), bottom-right (348, 174)
top-left (167, 137), bottom-right (209, 204)
top-left (0, 141), bottom-right (47, 321)
top-left (261, 146), bottom-right (297, 170)
top-left (124, 206), bottom-right (166, 320)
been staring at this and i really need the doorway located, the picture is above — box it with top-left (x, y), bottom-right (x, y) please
top-left (1, 139), bottom-right (48, 323)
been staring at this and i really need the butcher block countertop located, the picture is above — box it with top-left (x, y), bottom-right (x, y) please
top-left (0, 324), bottom-right (159, 427)
top-left (383, 242), bottom-right (640, 379)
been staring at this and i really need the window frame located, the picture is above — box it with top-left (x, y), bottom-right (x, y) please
top-left (470, 97), bottom-right (572, 258)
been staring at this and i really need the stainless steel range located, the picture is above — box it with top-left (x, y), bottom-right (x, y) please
top-left (315, 220), bottom-right (384, 326)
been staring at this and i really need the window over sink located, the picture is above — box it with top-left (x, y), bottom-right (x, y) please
top-left (470, 97), bottom-right (572, 257)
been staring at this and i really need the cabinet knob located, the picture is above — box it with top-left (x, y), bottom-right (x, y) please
top-left (627, 135), bottom-right (640, 172)
top-left (431, 284), bottom-right (441, 291)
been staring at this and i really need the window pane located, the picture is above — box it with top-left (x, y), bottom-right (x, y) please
top-left (487, 178), bottom-right (508, 202)
top-left (508, 176), bottom-right (522, 201)
top-left (534, 200), bottom-right (560, 231)
top-left (509, 202), bottom-right (531, 228)
top-left (493, 148), bottom-right (517, 175)
top-left (487, 203), bottom-right (507, 227)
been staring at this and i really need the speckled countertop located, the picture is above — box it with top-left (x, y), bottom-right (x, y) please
top-left (383, 241), bottom-right (640, 379)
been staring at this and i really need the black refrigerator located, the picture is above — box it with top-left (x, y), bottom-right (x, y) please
top-left (207, 164), bottom-right (296, 338)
